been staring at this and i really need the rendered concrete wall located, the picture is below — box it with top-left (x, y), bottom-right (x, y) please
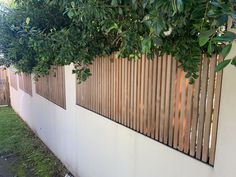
top-left (8, 44), bottom-right (236, 177)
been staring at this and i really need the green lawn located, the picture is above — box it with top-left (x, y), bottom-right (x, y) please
top-left (0, 106), bottom-right (68, 177)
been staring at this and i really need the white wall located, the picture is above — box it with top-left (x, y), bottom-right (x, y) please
top-left (8, 44), bottom-right (236, 177)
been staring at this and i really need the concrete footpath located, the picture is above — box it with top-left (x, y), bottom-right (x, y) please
top-left (0, 153), bottom-right (17, 177)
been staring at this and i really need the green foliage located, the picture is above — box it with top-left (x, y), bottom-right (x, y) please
top-left (0, 0), bottom-right (236, 82)
top-left (215, 59), bottom-right (231, 71)
top-left (0, 107), bottom-right (68, 177)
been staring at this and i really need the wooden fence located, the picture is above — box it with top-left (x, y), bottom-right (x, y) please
top-left (18, 73), bottom-right (32, 96)
top-left (36, 66), bottom-right (66, 109)
top-left (9, 69), bottom-right (18, 90)
top-left (0, 68), bottom-right (10, 105)
top-left (0, 68), bottom-right (7, 79)
top-left (76, 54), bottom-right (223, 165)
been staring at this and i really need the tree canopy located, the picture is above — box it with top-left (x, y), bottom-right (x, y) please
top-left (0, 0), bottom-right (236, 83)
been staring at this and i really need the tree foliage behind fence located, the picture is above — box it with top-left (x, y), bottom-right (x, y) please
top-left (0, 1), bottom-right (235, 83)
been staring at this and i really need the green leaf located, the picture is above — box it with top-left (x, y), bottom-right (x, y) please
top-left (189, 78), bottom-right (195, 85)
top-left (215, 59), bottom-right (231, 72)
top-left (171, 0), bottom-right (177, 15)
top-left (142, 15), bottom-right (150, 22)
top-left (118, 8), bottom-right (123, 15)
top-left (142, 1), bottom-right (148, 8)
top-left (221, 43), bottom-right (232, 57)
top-left (231, 13), bottom-right (236, 20)
top-left (150, 0), bottom-right (155, 4)
top-left (176, 0), bottom-right (184, 12)
top-left (214, 36), bottom-right (231, 42)
top-left (231, 57), bottom-right (236, 67)
top-left (141, 38), bottom-right (151, 53)
top-left (214, 32), bottom-right (236, 42)
top-left (151, 20), bottom-right (164, 35)
top-left (132, 0), bottom-right (137, 5)
top-left (19, 38), bottom-right (23, 44)
top-left (199, 29), bottom-right (216, 38)
top-left (207, 42), bottom-right (213, 54)
top-left (199, 36), bottom-right (209, 47)
top-left (132, 0), bottom-right (138, 10)
top-left (106, 23), bottom-right (118, 33)
top-left (71, 1), bottom-right (75, 8)
top-left (26, 17), bottom-right (30, 25)
top-left (111, 0), bottom-right (118, 6)
top-left (210, 1), bottom-right (222, 8)
top-left (185, 72), bottom-right (191, 78)
top-left (67, 10), bottom-right (75, 19)
top-left (223, 31), bottom-right (236, 40)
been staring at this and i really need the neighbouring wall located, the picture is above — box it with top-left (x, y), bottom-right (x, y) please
top-left (8, 43), bottom-right (236, 177)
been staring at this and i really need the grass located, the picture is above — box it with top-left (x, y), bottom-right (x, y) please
top-left (0, 106), bottom-right (68, 177)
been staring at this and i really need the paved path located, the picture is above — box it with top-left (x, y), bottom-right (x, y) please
top-left (0, 154), bottom-right (17, 177)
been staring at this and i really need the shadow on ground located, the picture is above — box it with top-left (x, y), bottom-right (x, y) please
top-left (0, 153), bottom-right (17, 177)
top-left (0, 152), bottom-right (35, 177)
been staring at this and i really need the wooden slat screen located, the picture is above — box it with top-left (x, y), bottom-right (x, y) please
top-left (18, 73), bottom-right (32, 96)
top-left (0, 68), bottom-right (7, 79)
top-left (0, 68), bottom-right (10, 105)
top-left (9, 70), bottom-right (18, 90)
top-left (76, 54), bottom-right (223, 165)
top-left (36, 66), bottom-right (66, 109)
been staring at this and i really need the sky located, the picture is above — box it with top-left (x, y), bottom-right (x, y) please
top-left (0, 0), bottom-right (13, 7)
